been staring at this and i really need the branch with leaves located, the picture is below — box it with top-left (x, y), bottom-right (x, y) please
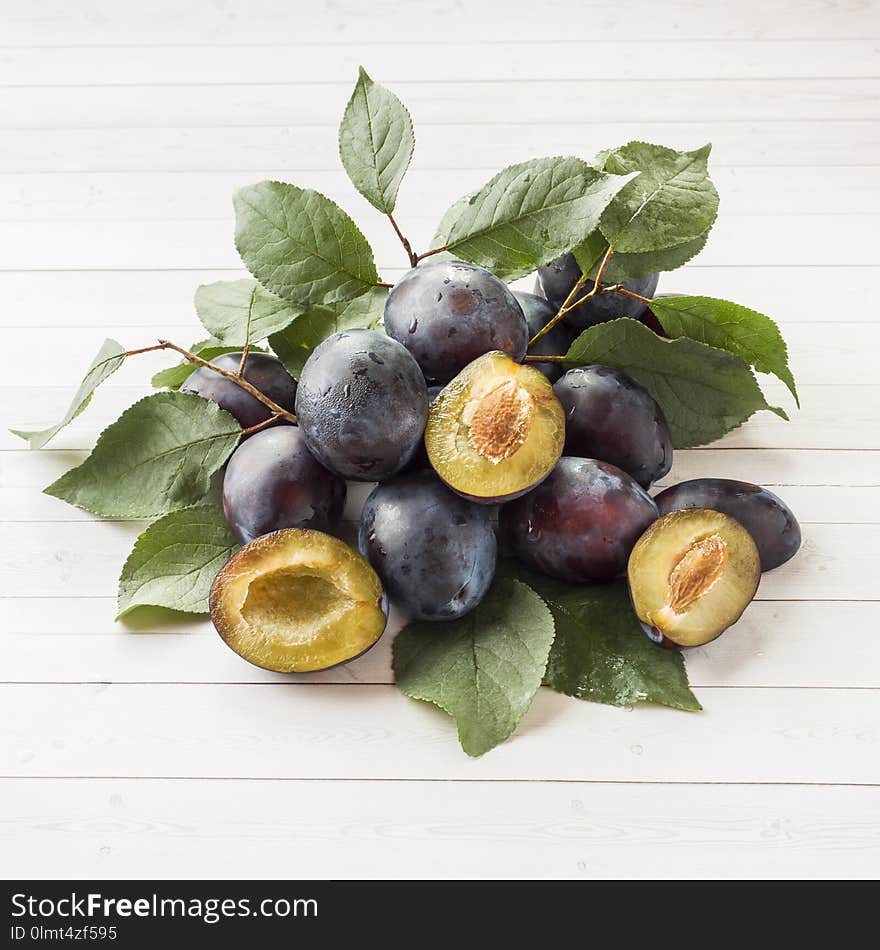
top-left (10, 67), bottom-right (800, 757)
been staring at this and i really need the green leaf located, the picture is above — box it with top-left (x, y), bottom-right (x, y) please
top-left (116, 504), bottom-right (238, 619)
top-left (338, 66), bottom-right (414, 215)
top-left (45, 392), bottom-right (241, 517)
top-left (574, 229), bottom-right (710, 283)
top-left (599, 142), bottom-right (719, 253)
top-left (564, 318), bottom-right (786, 447)
top-left (234, 180), bottom-right (379, 307)
top-left (269, 285), bottom-right (386, 380)
top-left (11, 339), bottom-right (126, 450)
top-left (647, 295), bottom-right (799, 406)
top-left (502, 563), bottom-right (700, 712)
top-left (392, 576), bottom-right (555, 757)
top-left (194, 279), bottom-right (302, 345)
top-left (440, 156), bottom-right (637, 281)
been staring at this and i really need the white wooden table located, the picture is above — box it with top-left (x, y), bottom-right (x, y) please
top-left (1, 0), bottom-right (878, 880)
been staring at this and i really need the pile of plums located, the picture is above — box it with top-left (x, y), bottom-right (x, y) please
top-left (194, 255), bottom-right (800, 672)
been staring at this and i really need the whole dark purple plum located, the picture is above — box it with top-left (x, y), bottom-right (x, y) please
top-left (654, 478), bottom-right (801, 571)
top-left (500, 457), bottom-right (658, 582)
top-left (554, 365), bottom-right (672, 488)
top-left (512, 291), bottom-right (571, 383)
top-left (536, 253), bottom-right (659, 332)
top-left (181, 352), bottom-right (296, 429)
top-left (384, 259), bottom-right (528, 383)
top-left (295, 329), bottom-right (428, 481)
top-left (359, 472), bottom-right (497, 620)
top-left (222, 426), bottom-right (346, 545)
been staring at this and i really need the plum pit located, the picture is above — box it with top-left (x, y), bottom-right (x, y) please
top-left (628, 509), bottom-right (760, 648)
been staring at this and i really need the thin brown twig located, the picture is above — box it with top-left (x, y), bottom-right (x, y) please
top-left (388, 213), bottom-right (418, 268)
top-left (237, 343), bottom-right (251, 377)
top-left (523, 354), bottom-right (567, 363)
top-left (124, 344), bottom-right (168, 357)
top-left (155, 340), bottom-right (298, 424)
top-left (240, 413), bottom-right (282, 436)
top-left (375, 281), bottom-right (394, 289)
top-left (414, 245), bottom-right (448, 263)
top-left (601, 284), bottom-right (654, 305)
top-left (527, 243), bottom-right (617, 350)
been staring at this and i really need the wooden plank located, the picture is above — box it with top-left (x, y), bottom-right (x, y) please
top-left (2, 382), bottom-right (871, 452)
top-left (0, 600), bottom-right (877, 689)
top-left (4, 41), bottom-right (880, 85)
top-left (2, 1), bottom-right (875, 46)
top-left (1, 778), bottom-right (877, 879)
top-left (1, 267), bottom-right (873, 329)
top-left (0, 212), bottom-right (876, 270)
top-left (2, 447), bottom-right (875, 523)
top-left (0, 518), bottom-right (871, 600)
top-left (3, 80), bottom-right (877, 130)
top-left (4, 122), bottom-right (876, 173)
top-left (0, 322), bottom-right (865, 388)
top-left (4, 167), bottom-right (878, 222)
top-left (1, 684), bottom-right (878, 783)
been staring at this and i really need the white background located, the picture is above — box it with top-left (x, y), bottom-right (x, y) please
top-left (0, 0), bottom-right (878, 879)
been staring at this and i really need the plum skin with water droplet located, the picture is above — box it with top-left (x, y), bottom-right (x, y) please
top-left (653, 478), bottom-right (801, 571)
top-left (295, 329), bottom-right (429, 481)
top-left (222, 426), bottom-right (347, 544)
top-left (500, 457), bottom-right (659, 582)
top-left (359, 472), bottom-right (497, 620)
top-left (384, 259), bottom-right (528, 383)
top-left (181, 352), bottom-right (297, 429)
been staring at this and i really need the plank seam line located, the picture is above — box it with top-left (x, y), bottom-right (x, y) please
top-left (0, 776), bottom-right (877, 787)
top-left (1, 682), bottom-right (878, 690)
top-left (2, 37), bottom-right (880, 49)
top-left (4, 77), bottom-right (880, 89)
top-left (4, 118), bottom-right (879, 131)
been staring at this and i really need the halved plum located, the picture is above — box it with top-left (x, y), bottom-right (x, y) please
top-left (424, 350), bottom-right (565, 503)
top-left (210, 528), bottom-right (387, 672)
top-left (628, 508), bottom-right (760, 648)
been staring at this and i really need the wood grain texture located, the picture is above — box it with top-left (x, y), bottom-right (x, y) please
top-left (1, 0), bottom-right (876, 879)
top-left (2, 779), bottom-right (877, 880)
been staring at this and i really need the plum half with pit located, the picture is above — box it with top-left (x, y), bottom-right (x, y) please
top-left (384, 259), bottom-right (528, 383)
top-left (181, 352), bottom-right (297, 429)
top-left (295, 329), bottom-right (429, 481)
top-left (425, 350), bottom-right (565, 504)
top-left (554, 365), bottom-right (672, 488)
top-left (628, 508), bottom-right (761, 648)
top-left (222, 426), bottom-right (346, 544)
top-left (512, 290), bottom-right (571, 383)
top-left (536, 253), bottom-right (659, 332)
top-left (654, 478), bottom-right (801, 571)
top-left (500, 457), bottom-right (659, 582)
top-left (210, 528), bottom-right (387, 672)
top-left (359, 472), bottom-right (497, 621)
